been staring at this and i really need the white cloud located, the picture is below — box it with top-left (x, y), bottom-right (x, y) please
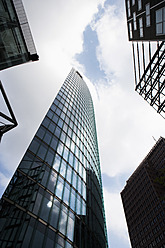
top-left (103, 188), bottom-right (131, 246)
top-left (86, 3), bottom-right (165, 179)
top-left (92, 4), bottom-right (133, 88)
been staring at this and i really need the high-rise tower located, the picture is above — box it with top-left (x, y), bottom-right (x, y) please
top-left (121, 137), bottom-right (165, 247)
top-left (0, 68), bottom-right (108, 248)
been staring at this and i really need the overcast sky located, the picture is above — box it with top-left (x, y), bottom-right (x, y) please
top-left (1, 0), bottom-right (165, 247)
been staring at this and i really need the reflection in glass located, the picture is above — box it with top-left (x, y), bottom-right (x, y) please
top-left (67, 211), bottom-right (75, 242)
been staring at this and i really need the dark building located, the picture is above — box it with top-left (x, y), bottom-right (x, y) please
top-left (121, 137), bottom-right (165, 248)
top-left (125, 0), bottom-right (165, 118)
top-left (0, 80), bottom-right (18, 141)
top-left (0, 68), bottom-right (108, 248)
top-left (125, 0), bottom-right (165, 41)
top-left (0, 0), bottom-right (39, 70)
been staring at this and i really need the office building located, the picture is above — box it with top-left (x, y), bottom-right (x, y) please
top-left (0, 0), bottom-right (39, 70)
top-left (0, 68), bottom-right (108, 248)
top-left (121, 137), bottom-right (165, 248)
top-left (125, 0), bottom-right (165, 41)
top-left (125, 0), bottom-right (165, 118)
top-left (0, 81), bottom-right (18, 141)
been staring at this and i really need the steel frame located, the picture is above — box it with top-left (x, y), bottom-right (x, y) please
top-left (133, 41), bottom-right (165, 118)
top-left (0, 81), bottom-right (18, 141)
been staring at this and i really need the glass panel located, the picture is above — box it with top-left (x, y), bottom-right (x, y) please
top-left (76, 195), bottom-right (81, 214)
top-left (139, 18), bottom-right (143, 28)
top-left (146, 16), bottom-right (150, 27)
top-left (66, 211), bottom-right (75, 241)
top-left (78, 177), bottom-right (82, 195)
top-left (45, 149), bottom-right (54, 166)
top-left (49, 199), bottom-right (60, 228)
top-left (45, 229), bottom-right (56, 248)
top-left (156, 23), bottom-right (163, 34)
top-left (65, 241), bottom-right (72, 248)
top-left (41, 166), bottom-right (50, 187)
top-left (36, 126), bottom-right (45, 139)
top-left (66, 165), bottom-right (72, 183)
top-left (72, 171), bottom-right (77, 188)
top-left (82, 182), bottom-right (86, 200)
top-left (70, 188), bottom-right (76, 211)
top-left (57, 142), bottom-right (63, 156)
top-left (69, 152), bottom-right (74, 166)
top-left (60, 131), bottom-right (66, 143)
top-left (33, 192), bottom-right (42, 215)
top-left (37, 143), bottom-right (48, 160)
top-left (74, 157), bottom-right (79, 171)
top-left (58, 119), bottom-right (63, 128)
top-left (55, 177), bottom-right (64, 199)
top-left (22, 224), bottom-right (33, 247)
top-left (52, 113), bottom-right (58, 123)
top-left (44, 131), bottom-right (52, 145)
top-left (58, 205), bottom-right (68, 235)
top-left (47, 170), bottom-right (57, 193)
top-left (156, 9), bottom-right (162, 23)
top-left (47, 110), bottom-right (53, 119)
top-left (40, 194), bottom-right (52, 222)
top-left (133, 12), bottom-right (137, 30)
top-left (63, 183), bottom-right (70, 204)
top-left (49, 123), bottom-right (55, 133)
top-left (63, 147), bottom-right (69, 161)
top-left (138, 0), bottom-right (142, 10)
top-left (146, 4), bottom-right (150, 15)
top-left (42, 117), bottom-right (50, 128)
top-left (82, 200), bottom-right (86, 215)
top-left (31, 222), bottom-right (45, 248)
top-left (53, 154), bottom-right (61, 171)
top-left (29, 138), bottom-right (40, 154)
top-left (55, 126), bottom-right (61, 138)
top-left (60, 160), bottom-right (67, 178)
top-left (50, 136), bottom-right (58, 150)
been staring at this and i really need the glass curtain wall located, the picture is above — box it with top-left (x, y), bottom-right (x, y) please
top-left (0, 68), bottom-right (108, 248)
top-left (0, 0), bottom-right (38, 70)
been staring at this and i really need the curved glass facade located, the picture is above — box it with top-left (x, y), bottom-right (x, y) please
top-left (0, 68), bottom-right (108, 248)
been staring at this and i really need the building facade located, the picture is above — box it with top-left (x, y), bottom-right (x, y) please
top-left (0, 0), bottom-right (39, 70)
top-left (125, 0), bottom-right (165, 41)
top-left (0, 68), bottom-right (108, 248)
top-left (125, 0), bottom-right (165, 118)
top-left (121, 137), bottom-right (165, 248)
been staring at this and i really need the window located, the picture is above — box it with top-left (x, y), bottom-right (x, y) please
top-left (127, 0), bottom-right (131, 17)
top-left (156, 7), bottom-right (165, 35)
top-left (129, 22), bottom-right (133, 39)
top-left (139, 18), bottom-right (143, 37)
top-left (133, 12), bottom-right (137, 30)
top-left (132, 0), bottom-right (135, 5)
top-left (138, 0), bottom-right (142, 10)
top-left (146, 3), bottom-right (150, 27)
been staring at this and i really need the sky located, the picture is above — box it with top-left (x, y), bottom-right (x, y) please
top-left (0, 0), bottom-right (165, 247)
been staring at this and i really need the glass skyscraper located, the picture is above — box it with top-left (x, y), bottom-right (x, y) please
top-left (0, 0), bottom-right (39, 70)
top-left (0, 68), bottom-right (108, 248)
